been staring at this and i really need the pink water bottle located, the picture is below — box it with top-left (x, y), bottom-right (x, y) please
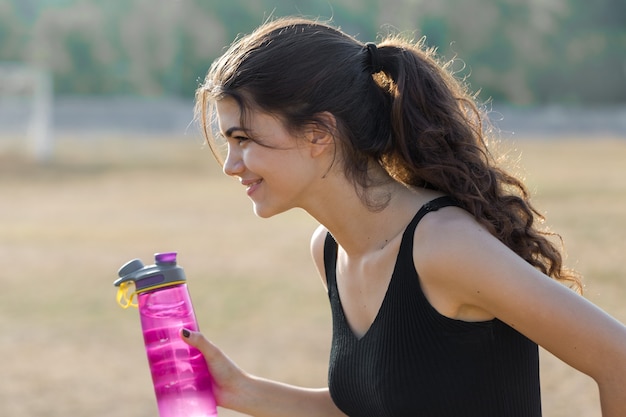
top-left (114, 252), bottom-right (217, 417)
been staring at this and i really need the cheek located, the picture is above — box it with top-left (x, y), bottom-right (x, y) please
top-left (249, 144), bottom-right (302, 172)
top-left (276, 158), bottom-right (318, 192)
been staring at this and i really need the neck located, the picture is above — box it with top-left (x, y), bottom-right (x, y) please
top-left (306, 179), bottom-right (438, 257)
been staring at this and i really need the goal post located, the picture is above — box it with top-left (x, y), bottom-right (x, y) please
top-left (0, 63), bottom-right (53, 162)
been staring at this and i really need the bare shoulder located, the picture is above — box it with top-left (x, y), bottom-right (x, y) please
top-left (412, 203), bottom-right (551, 315)
top-left (412, 204), bottom-right (497, 279)
top-left (411, 205), bottom-right (502, 320)
top-left (415, 203), bottom-right (487, 243)
top-left (310, 224), bottom-right (330, 289)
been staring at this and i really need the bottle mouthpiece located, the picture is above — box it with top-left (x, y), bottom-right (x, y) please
top-left (155, 252), bottom-right (177, 265)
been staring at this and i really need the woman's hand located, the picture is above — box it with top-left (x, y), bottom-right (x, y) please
top-left (181, 329), bottom-right (248, 411)
top-left (181, 329), bottom-right (347, 417)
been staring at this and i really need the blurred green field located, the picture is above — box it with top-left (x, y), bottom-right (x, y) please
top-left (1, 135), bottom-right (625, 417)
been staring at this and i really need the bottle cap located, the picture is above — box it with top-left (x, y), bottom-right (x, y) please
top-left (113, 252), bottom-right (187, 308)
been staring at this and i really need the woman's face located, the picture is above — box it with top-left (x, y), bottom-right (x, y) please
top-left (215, 98), bottom-right (325, 218)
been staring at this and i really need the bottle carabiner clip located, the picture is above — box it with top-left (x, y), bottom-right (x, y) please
top-left (116, 281), bottom-right (138, 309)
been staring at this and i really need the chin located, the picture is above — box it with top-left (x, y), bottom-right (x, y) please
top-left (253, 203), bottom-right (289, 219)
top-left (252, 205), bottom-right (275, 219)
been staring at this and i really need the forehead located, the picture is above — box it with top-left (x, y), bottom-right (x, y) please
top-left (215, 97), bottom-right (291, 138)
top-left (215, 98), bottom-right (242, 133)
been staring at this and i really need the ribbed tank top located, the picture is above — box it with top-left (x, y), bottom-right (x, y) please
top-left (324, 196), bottom-right (542, 417)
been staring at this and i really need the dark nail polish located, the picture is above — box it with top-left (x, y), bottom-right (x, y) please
top-left (182, 329), bottom-right (191, 338)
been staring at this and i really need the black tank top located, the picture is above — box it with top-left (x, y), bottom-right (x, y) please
top-left (324, 196), bottom-right (542, 417)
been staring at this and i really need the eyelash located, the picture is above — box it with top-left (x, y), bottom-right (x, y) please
top-left (233, 136), bottom-right (249, 145)
top-left (216, 132), bottom-right (251, 148)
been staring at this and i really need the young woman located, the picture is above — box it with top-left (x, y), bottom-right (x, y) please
top-left (183, 17), bottom-right (626, 417)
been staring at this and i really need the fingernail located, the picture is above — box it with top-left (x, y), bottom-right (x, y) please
top-left (182, 329), bottom-right (191, 338)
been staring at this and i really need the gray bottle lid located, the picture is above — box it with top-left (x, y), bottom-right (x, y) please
top-left (114, 252), bottom-right (186, 293)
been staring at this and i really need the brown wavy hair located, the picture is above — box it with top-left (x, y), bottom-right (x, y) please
top-left (195, 17), bottom-right (582, 292)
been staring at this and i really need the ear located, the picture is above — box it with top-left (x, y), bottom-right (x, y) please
top-left (305, 112), bottom-right (337, 158)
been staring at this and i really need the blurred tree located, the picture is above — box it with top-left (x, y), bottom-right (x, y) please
top-left (0, 2), bottom-right (27, 62)
top-left (531, 0), bottom-right (626, 103)
top-left (0, 0), bottom-right (622, 104)
top-left (28, 2), bottom-right (118, 94)
top-left (117, 0), bottom-right (183, 95)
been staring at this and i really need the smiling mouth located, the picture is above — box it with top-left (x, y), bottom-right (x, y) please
top-left (244, 179), bottom-right (263, 193)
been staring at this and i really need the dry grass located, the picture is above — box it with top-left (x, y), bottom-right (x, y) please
top-left (1, 135), bottom-right (624, 417)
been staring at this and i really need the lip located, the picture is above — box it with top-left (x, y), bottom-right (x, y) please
top-left (242, 178), bottom-right (263, 196)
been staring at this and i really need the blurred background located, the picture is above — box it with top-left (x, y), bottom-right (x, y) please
top-left (0, 1), bottom-right (625, 417)
top-left (0, 0), bottom-right (625, 155)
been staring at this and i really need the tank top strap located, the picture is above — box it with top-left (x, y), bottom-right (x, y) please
top-left (323, 232), bottom-right (339, 286)
top-left (400, 195), bottom-right (461, 252)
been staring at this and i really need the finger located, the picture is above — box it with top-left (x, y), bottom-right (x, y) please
top-left (181, 328), bottom-right (217, 356)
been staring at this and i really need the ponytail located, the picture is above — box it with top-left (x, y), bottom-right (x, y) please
top-left (372, 37), bottom-right (581, 291)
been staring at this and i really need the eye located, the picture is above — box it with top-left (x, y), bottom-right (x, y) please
top-left (231, 135), bottom-right (251, 147)
top-left (234, 136), bottom-right (248, 145)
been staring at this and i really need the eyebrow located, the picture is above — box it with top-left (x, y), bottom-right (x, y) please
top-left (223, 127), bottom-right (245, 138)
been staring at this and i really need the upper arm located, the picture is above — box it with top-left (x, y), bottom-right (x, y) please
top-left (415, 209), bottom-right (626, 385)
top-left (310, 224), bottom-right (330, 290)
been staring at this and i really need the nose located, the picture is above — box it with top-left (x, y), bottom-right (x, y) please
top-left (222, 144), bottom-right (244, 177)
